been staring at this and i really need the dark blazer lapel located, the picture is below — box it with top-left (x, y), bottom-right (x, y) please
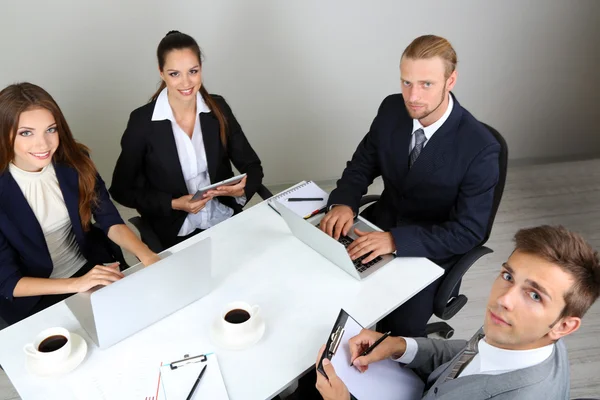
top-left (389, 115), bottom-right (413, 188)
top-left (151, 120), bottom-right (188, 194)
top-left (54, 163), bottom-right (84, 246)
top-left (0, 171), bottom-right (50, 259)
top-left (200, 112), bottom-right (221, 183)
top-left (403, 96), bottom-right (463, 191)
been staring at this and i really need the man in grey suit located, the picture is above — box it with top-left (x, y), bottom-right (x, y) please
top-left (314, 225), bottom-right (600, 399)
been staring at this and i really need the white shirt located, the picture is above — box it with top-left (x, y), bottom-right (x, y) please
top-left (151, 88), bottom-right (245, 235)
top-left (409, 94), bottom-right (454, 154)
top-left (9, 163), bottom-right (86, 278)
top-left (396, 336), bottom-right (554, 378)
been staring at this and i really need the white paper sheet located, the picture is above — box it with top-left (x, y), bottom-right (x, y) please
top-left (160, 353), bottom-right (229, 400)
top-left (330, 316), bottom-right (425, 400)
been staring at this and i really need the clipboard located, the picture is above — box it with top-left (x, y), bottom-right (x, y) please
top-left (318, 309), bottom-right (425, 400)
top-left (160, 352), bottom-right (229, 399)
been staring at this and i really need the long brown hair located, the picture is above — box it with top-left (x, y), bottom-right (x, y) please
top-left (0, 83), bottom-right (98, 231)
top-left (150, 30), bottom-right (228, 148)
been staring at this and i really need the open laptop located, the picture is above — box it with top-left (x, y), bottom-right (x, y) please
top-left (66, 237), bottom-right (213, 349)
top-left (275, 203), bottom-right (394, 280)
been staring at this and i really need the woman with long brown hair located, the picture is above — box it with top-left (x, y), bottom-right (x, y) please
top-left (0, 82), bottom-right (160, 326)
top-left (110, 31), bottom-right (264, 249)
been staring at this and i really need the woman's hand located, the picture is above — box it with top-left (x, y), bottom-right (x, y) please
top-left (172, 194), bottom-right (212, 214)
top-left (139, 252), bottom-right (162, 267)
top-left (205, 176), bottom-right (247, 198)
top-left (69, 263), bottom-right (124, 292)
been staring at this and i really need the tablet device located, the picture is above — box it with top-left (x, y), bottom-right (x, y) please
top-left (191, 173), bottom-right (247, 201)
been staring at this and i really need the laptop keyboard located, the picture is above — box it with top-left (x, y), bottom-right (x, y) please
top-left (338, 235), bottom-right (383, 273)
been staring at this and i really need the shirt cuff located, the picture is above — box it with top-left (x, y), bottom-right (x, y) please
top-left (236, 195), bottom-right (247, 206)
top-left (392, 337), bottom-right (418, 364)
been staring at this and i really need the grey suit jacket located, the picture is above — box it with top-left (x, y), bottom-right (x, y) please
top-left (405, 330), bottom-right (570, 399)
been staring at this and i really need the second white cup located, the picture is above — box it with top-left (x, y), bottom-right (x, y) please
top-left (220, 301), bottom-right (261, 338)
top-left (23, 327), bottom-right (72, 364)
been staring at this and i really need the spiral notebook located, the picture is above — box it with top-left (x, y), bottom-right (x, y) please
top-left (268, 181), bottom-right (329, 219)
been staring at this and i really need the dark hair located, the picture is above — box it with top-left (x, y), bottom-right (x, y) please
top-left (150, 30), bottom-right (228, 147)
top-left (0, 83), bottom-right (99, 231)
top-left (514, 225), bottom-right (600, 318)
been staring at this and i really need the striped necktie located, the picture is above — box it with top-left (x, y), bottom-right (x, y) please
top-left (444, 330), bottom-right (485, 381)
top-left (409, 128), bottom-right (426, 168)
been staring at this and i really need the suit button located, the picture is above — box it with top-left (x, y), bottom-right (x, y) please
top-left (434, 388), bottom-right (438, 394)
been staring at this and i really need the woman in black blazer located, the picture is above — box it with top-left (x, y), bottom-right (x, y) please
top-left (110, 31), bottom-right (264, 249)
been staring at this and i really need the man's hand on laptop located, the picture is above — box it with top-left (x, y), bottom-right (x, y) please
top-left (69, 263), bottom-right (124, 292)
top-left (320, 205), bottom-right (355, 240)
top-left (347, 229), bottom-right (396, 263)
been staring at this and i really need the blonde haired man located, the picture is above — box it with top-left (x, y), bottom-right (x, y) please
top-left (320, 35), bottom-right (502, 338)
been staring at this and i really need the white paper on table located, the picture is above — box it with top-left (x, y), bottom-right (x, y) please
top-left (330, 315), bottom-right (425, 400)
top-left (66, 350), bottom-right (162, 399)
top-left (160, 353), bottom-right (229, 400)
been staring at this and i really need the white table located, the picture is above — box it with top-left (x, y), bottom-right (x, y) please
top-left (0, 201), bottom-right (443, 400)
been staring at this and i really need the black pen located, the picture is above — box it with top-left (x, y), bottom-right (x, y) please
top-left (351, 331), bottom-right (392, 366)
top-left (186, 364), bottom-right (207, 400)
top-left (287, 197), bottom-right (324, 202)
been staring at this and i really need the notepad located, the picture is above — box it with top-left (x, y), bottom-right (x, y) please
top-left (160, 353), bottom-right (229, 400)
top-left (268, 181), bottom-right (329, 219)
top-left (321, 309), bottom-right (425, 400)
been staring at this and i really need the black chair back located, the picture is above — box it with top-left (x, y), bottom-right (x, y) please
top-left (480, 123), bottom-right (509, 244)
top-left (429, 123), bottom-right (509, 332)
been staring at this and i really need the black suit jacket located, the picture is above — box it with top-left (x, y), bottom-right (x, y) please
top-left (328, 93), bottom-right (500, 263)
top-left (110, 94), bottom-right (263, 248)
top-left (0, 164), bottom-right (124, 324)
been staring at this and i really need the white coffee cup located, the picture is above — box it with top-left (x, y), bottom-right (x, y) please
top-left (221, 301), bottom-right (261, 338)
top-left (23, 327), bottom-right (72, 364)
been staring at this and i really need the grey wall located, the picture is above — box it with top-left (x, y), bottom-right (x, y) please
top-left (1, 0), bottom-right (599, 185)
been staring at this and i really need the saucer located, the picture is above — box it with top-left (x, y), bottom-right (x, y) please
top-left (210, 316), bottom-right (266, 351)
top-left (26, 333), bottom-right (88, 377)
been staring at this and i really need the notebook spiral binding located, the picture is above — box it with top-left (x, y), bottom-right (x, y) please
top-left (272, 181), bottom-right (312, 200)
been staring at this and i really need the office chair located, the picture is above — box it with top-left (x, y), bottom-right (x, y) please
top-left (359, 123), bottom-right (508, 339)
top-left (129, 183), bottom-right (274, 254)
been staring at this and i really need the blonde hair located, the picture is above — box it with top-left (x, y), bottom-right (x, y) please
top-left (402, 35), bottom-right (457, 78)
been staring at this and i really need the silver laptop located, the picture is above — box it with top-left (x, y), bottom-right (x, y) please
top-left (66, 237), bottom-right (213, 349)
top-left (275, 203), bottom-right (394, 280)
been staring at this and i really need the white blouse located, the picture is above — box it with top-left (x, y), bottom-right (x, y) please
top-left (151, 88), bottom-right (245, 235)
top-left (9, 163), bottom-right (86, 278)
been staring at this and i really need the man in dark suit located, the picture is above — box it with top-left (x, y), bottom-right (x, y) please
top-left (321, 35), bottom-right (501, 338)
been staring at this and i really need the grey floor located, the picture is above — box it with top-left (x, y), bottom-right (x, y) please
top-left (2, 159), bottom-right (599, 399)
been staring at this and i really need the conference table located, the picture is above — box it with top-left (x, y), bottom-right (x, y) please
top-left (0, 196), bottom-right (444, 399)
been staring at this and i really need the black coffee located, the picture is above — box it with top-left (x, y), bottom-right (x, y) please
top-left (224, 309), bottom-right (251, 324)
top-left (38, 335), bottom-right (68, 353)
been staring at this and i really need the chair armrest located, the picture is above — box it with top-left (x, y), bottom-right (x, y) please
top-left (128, 216), bottom-right (164, 254)
top-left (433, 245), bottom-right (493, 319)
top-left (256, 184), bottom-right (273, 200)
top-left (359, 195), bottom-right (381, 208)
